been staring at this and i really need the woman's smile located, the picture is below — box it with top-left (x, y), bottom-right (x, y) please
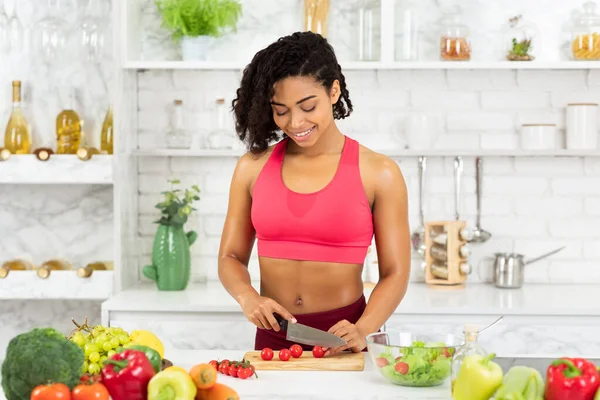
top-left (289, 125), bottom-right (316, 141)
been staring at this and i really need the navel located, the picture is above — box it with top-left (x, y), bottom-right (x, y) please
top-left (295, 295), bottom-right (303, 306)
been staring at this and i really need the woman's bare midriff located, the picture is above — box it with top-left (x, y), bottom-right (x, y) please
top-left (258, 257), bottom-right (365, 315)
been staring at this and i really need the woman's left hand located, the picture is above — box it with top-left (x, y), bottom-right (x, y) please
top-left (323, 320), bottom-right (366, 357)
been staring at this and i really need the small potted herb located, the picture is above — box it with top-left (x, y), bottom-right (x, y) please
top-left (142, 179), bottom-right (200, 291)
top-left (155, 0), bottom-right (243, 61)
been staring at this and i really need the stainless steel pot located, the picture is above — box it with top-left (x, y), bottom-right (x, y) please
top-left (493, 246), bottom-right (565, 289)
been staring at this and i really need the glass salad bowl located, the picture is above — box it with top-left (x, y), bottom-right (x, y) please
top-left (366, 331), bottom-right (463, 387)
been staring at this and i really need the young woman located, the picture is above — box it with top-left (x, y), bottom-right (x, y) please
top-left (218, 31), bottom-right (411, 356)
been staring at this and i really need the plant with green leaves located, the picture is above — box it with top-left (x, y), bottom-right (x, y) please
top-left (144, 179), bottom-right (201, 291)
top-left (155, 179), bottom-right (201, 226)
top-left (155, 0), bottom-right (243, 43)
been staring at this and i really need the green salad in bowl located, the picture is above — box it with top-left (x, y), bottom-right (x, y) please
top-left (366, 331), bottom-right (462, 387)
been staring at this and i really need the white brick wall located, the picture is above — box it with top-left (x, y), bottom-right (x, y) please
top-left (136, 69), bottom-right (600, 285)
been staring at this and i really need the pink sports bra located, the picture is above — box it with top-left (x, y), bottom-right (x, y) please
top-left (251, 135), bottom-right (374, 264)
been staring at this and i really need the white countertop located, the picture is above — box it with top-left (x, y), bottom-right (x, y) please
top-left (101, 280), bottom-right (600, 317)
top-left (0, 349), bottom-right (449, 400)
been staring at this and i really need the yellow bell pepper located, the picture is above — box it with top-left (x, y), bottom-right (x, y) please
top-left (147, 369), bottom-right (197, 400)
top-left (452, 353), bottom-right (504, 400)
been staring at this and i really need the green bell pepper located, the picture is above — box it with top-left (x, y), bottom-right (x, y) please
top-left (117, 344), bottom-right (162, 373)
top-left (452, 353), bottom-right (504, 400)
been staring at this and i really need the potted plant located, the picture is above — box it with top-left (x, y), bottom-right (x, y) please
top-left (143, 179), bottom-right (200, 291)
top-left (155, 0), bottom-right (243, 61)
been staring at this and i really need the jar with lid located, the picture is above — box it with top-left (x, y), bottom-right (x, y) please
top-left (503, 15), bottom-right (540, 61)
top-left (439, 10), bottom-right (471, 61)
top-left (571, 1), bottom-right (600, 60)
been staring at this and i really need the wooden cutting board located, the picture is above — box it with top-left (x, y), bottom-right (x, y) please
top-left (242, 351), bottom-right (365, 371)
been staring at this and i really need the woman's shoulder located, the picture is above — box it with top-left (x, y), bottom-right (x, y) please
top-left (356, 142), bottom-right (406, 188)
top-left (233, 142), bottom-right (280, 186)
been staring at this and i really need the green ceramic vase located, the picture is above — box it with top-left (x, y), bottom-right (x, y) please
top-left (142, 224), bottom-right (197, 291)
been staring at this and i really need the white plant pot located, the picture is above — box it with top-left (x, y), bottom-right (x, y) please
top-left (181, 36), bottom-right (214, 61)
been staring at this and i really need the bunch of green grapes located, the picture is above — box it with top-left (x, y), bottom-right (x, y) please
top-left (70, 325), bottom-right (131, 375)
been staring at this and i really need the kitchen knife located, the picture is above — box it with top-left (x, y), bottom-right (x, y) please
top-left (274, 313), bottom-right (347, 347)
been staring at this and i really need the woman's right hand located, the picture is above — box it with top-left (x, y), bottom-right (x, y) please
top-left (238, 292), bottom-right (296, 331)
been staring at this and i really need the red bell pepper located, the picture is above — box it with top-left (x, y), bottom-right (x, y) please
top-left (100, 349), bottom-right (156, 400)
top-left (545, 357), bottom-right (600, 400)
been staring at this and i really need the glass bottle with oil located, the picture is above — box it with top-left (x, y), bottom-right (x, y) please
top-left (4, 80), bottom-right (31, 154)
top-left (100, 106), bottom-right (113, 154)
top-left (37, 259), bottom-right (73, 279)
top-left (56, 88), bottom-right (82, 154)
top-left (77, 261), bottom-right (113, 278)
top-left (0, 259), bottom-right (34, 278)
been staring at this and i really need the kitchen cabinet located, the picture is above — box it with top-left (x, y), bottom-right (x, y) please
top-left (102, 282), bottom-right (600, 357)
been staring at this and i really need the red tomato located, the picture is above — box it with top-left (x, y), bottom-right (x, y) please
top-left (209, 360), bottom-right (219, 370)
top-left (221, 359), bottom-right (230, 367)
top-left (289, 344), bottom-right (303, 358)
top-left (442, 348), bottom-right (451, 358)
top-left (395, 361), bottom-right (409, 375)
top-left (312, 346), bottom-right (324, 358)
top-left (72, 382), bottom-right (110, 400)
top-left (279, 348), bottom-right (291, 361)
top-left (218, 363), bottom-right (229, 375)
top-left (375, 357), bottom-right (389, 368)
top-left (237, 366), bottom-right (252, 379)
top-left (228, 364), bottom-right (238, 377)
top-left (260, 347), bottom-right (274, 361)
top-left (30, 383), bottom-right (72, 400)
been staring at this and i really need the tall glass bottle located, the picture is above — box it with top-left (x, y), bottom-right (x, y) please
top-left (451, 324), bottom-right (488, 396)
top-left (4, 80), bottom-right (31, 154)
top-left (206, 98), bottom-right (235, 149)
top-left (56, 88), bottom-right (82, 154)
top-left (100, 106), bottom-right (113, 154)
top-left (165, 99), bottom-right (191, 149)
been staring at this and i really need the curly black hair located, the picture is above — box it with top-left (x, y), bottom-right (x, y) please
top-left (231, 31), bottom-right (353, 154)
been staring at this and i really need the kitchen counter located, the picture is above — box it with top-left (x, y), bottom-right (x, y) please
top-left (102, 280), bottom-right (600, 317)
top-left (2, 350), bottom-right (599, 400)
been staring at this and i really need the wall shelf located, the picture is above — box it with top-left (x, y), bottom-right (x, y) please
top-left (0, 155), bottom-right (113, 184)
top-left (132, 148), bottom-right (599, 158)
top-left (0, 271), bottom-right (114, 300)
top-left (125, 60), bottom-right (600, 71)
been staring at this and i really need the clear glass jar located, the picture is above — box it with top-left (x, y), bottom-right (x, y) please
top-left (504, 15), bottom-right (539, 61)
top-left (571, 1), bottom-right (600, 60)
top-left (165, 99), bottom-right (192, 149)
top-left (439, 10), bottom-right (471, 61)
top-left (451, 325), bottom-right (488, 397)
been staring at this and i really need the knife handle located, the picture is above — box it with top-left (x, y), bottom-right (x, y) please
top-left (273, 313), bottom-right (288, 331)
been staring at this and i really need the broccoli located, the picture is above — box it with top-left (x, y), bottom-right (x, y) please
top-left (1, 327), bottom-right (84, 400)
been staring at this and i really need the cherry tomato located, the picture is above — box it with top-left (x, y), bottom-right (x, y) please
top-left (209, 360), bottom-right (219, 370)
top-left (289, 344), bottom-right (303, 358)
top-left (260, 347), bottom-right (274, 361)
top-left (218, 363), bottom-right (229, 375)
top-left (72, 382), bottom-right (110, 400)
top-left (228, 364), bottom-right (238, 377)
top-left (442, 348), bottom-right (451, 358)
top-left (30, 383), bottom-right (72, 400)
top-left (279, 348), bottom-right (291, 361)
top-left (395, 361), bottom-right (409, 375)
top-left (312, 346), bottom-right (324, 358)
top-left (375, 357), bottom-right (389, 368)
top-left (237, 366), bottom-right (252, 379)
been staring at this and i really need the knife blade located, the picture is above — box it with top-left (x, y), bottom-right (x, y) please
top-left (274, 313), bottom-right (347, 347)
